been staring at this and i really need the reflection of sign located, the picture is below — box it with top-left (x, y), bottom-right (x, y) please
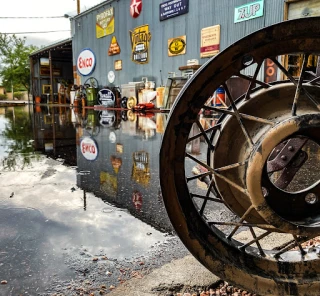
top-left (108, 36), bottom-right (121, 56)
top-left (100, 172), bottom-right (117, 198)
top-left (77, 48), bottom-right (96, 76)
top-left (130, 25), bottom-right (152, 64)
top-left (111, 155), bottom-right (122, 173)
top-left (132, 190), bottom-right (143, 211)
top-left (200, 25), bottom-right (220, 58)
top-left (264, 58), bottom-right (278, 83)
top-left (160, 0), bottom-right (189, 21)
top-left (99, 110), bottom-right (116, 127)
top-left (234, 0), bottom-right (264, 23)
top-left (80, 137), bottom-right (98, 161)
top-left (130, 0), bottom-right (142, 18)
top-left (97, 89), bottom-right (116, 107)
top-left (96, 7), bottom-right (114, 38)
top-left (168, 36), bottom-right (186, 56)
top-left (131, 151), bottom-right (150, 186)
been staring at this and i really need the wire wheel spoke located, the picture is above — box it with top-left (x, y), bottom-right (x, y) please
top-left (160, 17), bottom-right (320, 296)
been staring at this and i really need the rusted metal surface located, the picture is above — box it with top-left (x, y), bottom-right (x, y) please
top-left (160, 17), bottom-right (320, 295)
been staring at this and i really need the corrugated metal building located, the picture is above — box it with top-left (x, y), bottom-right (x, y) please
top-left (71, 0), bottom-right (286, 88)
top-left (30, 0), bottom-right (320, 102)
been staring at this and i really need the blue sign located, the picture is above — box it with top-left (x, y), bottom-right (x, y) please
top-left (234, 0), bottom-right (264, 23)
top-left (159, 0), bottom-right (189, 21)
top-left (97, 89), bottom-right (115, 107)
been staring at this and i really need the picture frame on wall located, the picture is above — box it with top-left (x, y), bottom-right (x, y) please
top-left (42, 84), bottom-right (51, 94)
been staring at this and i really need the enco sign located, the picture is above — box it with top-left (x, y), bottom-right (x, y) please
top-left (77, 48), bottom-right (96, 76)
top-left (80, 137), bottom-right (98, 161)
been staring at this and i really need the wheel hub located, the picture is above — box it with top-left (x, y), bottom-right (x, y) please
top-left (247, 114), bottom-right (320, 235)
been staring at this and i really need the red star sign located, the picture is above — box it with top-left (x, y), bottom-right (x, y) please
top-left (130, 0), bottom-right (142, 18)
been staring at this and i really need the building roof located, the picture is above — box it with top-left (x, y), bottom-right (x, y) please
top-left (30, 38), bottom-right (72, 57)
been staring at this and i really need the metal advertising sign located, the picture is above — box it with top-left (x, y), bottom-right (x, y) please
top-left (96, 7), bottom-right (114, 38)
top-left (130, 24), bottom-right (152, 64)
top-left (108, 36), bottom-right (121, 56)
top-left (200, 25), bottom-right (220, 58)
top-left (77, 48), bottom-right (96, 76)
top-left (264, 58), bottom-right (278, 83)
top-left (168, 35), bottom-right (186, 56)
top-left (160, 0), bottom-right (189, 21)
top-left (97, 89), bottom-right (116, 107)
top-left (234, 0), bottom-right (264, 23)
top-left (130, 0), bottom-right (142, 18)
top-left (80, 137), bottom-right (98, 161)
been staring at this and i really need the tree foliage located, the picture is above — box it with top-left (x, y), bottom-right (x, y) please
top-left (0, 34), bottom-right (37, 93)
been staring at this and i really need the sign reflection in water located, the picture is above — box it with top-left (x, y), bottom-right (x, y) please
top-left (72, 107), bottom-right (172, 231)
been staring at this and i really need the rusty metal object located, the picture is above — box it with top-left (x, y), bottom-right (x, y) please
top-left (160, 17), bottom-right (320, 295)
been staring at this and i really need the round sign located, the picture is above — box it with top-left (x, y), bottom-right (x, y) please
top-left (130, 0), bottom-right (142, 18)
top-left (97, 89), bottom-right (116, 107)
top-left (108, 71), bottom-right (115, 83)
top-left (77, 48), bottom-right (96, 76)
top-left (169, 38), bottom-right (186, 55)
top-left (98, 110), bottom-right (116, 127)
top-left (80, 137), bottom-right (98, 161)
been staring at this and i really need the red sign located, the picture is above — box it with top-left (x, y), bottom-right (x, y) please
top-left (77, 48), bottom-right (96, 76)
top-left (80, 137), bottom-right (98, 161)
top-left (264, 58), bottom-right (278, 83)
top-left (132, 191), bottom-right (143, 211)
top-left (130, 0), bottom-right (142, 18)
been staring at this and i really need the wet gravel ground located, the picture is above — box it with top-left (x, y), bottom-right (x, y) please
top-left (32, 236), bottom-right (189, 296)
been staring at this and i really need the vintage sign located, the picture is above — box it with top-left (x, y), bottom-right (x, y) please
top-left (200, 25), bottom-right (220, 58)
top-left (130, 24), bottom-right (152, 64)
top-left (80, 137), bottom-right (98, 161)
top-left (130, 0), bottom-right (142, 18)
top-left (97, 89), bottom-right (116, 107)
top-left (160, 0), bottom-right (189, 21)
top-left (77, 48), bottom-right (96, 76)
top-left (108, 36), bottom-right (120, 56)
top-left (168, 35), bottom-right (186, 56)
top-left (96, 7), bottom-right (114, 38)
top-left (234, 0), bottom-right (264, 23)
top-left (264, 58), bottom-right (278, 83)
top-left (114, 60), bottom-right (122, 71)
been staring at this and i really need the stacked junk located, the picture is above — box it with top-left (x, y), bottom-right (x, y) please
top-left (69, 76), bottom-right (166, 112)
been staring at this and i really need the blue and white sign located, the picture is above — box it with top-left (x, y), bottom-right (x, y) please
top-left (97, 89), bottom-right (116, 107)
top-left (159, 0), bottom-right (189, 21)
top-left (234, 0), bottom-right (264, 23)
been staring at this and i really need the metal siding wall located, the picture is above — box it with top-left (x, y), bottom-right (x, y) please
top-left (72, 0), bottom-right (285, 88)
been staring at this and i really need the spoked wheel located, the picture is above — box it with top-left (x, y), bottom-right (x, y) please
top-left (160, 17), bottom-right (320, 296)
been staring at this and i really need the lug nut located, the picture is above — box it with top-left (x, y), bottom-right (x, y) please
top-left (288, 146), bottom-right (294, 151)
top-left (281, 155), bottom-right (287, 161)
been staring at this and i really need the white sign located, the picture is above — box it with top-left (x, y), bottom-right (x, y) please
top-left (77, 48), bottom-right (96, 76)
top-left (80, 137), bottom-right (98, 161)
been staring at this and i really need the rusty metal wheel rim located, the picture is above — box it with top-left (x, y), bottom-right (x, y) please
top-left (160, 17), bottom-right (320, 295)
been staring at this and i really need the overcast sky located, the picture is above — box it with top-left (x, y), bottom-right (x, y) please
top-left (0, 0), bottom-right (104, 47)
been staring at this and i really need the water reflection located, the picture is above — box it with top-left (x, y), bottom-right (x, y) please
top-left (0, 105), bottom-right (171, 294)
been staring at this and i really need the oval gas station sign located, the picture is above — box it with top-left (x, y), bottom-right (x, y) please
top-left (80, 137), bottom-right (98, 161)
top-left (77, 48), bottom-right (96, 76)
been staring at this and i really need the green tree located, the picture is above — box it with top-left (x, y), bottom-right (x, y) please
top-left (0, 34), bottom-right (37, 93)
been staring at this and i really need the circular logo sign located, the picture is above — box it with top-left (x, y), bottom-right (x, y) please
top-left (99, 110), bottom-right (116, 127)
top-left (97, 89), bottom-right (116, 107)
top-left (77, 48), bottom-right (96, 76)
top-left (130, 0), bottom-right (142, 18)
top-left (80, 137), bottom-right (98, 161)
top-left (169, 38), bottom-right (186, 55)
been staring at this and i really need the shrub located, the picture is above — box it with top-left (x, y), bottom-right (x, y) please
top-left (13, 91), bottom-right (25, 100)
top-left (0, 94), bottom-right (7, 100)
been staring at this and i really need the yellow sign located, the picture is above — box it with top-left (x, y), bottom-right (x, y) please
top-left (108, 36), bottom-right (121, 56)
top-left (200, 25), bottom-right (220, 58)
top-left (130, 24), bottom-right (152, 64)
top-left (168, 35), bottom-right (186, 56)
top-left (96, 7), bottom-right (114, 38)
